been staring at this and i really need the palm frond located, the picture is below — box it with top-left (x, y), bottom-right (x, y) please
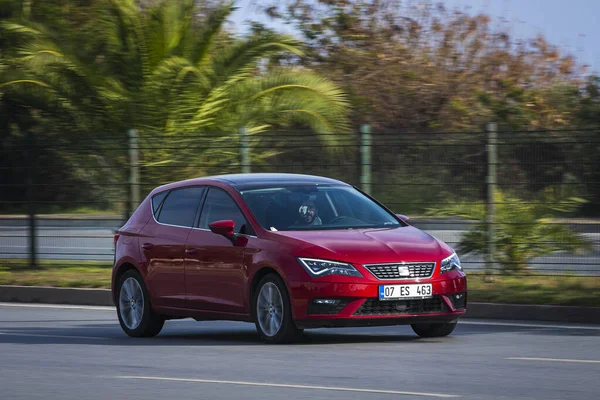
top-left (188, 2), bottom-right (235, 66)
top-left (226, 70), bottom-right (350, 139)
top-left (0, 21), bottom-right (43, 38)
top-left (0, 79), bottom-right (48, 88)
top-left (144, 56), bottom-right (207, 131)
top-left (426, 190), bottom-right (591, 272)
top-left (106, 0), bottom-right (149, 79)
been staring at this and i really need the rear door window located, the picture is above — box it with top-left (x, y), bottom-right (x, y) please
top-left (156, 186), bottom-right (205, 227)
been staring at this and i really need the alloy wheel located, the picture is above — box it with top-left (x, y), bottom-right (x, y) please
top-left (256, 282), bottom-right (284, 337)
top-left (119, 277), bottom-right (145, 330)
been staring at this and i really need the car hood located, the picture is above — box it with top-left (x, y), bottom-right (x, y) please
top-left (273, 226), bottom-right (451, 264)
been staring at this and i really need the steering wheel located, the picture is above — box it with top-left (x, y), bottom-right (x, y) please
top-left (328, 216), bottom-right (350, 225)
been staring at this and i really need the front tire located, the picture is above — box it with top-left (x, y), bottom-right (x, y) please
top-left (253, 274), bottom-right (303, 344)
top-left (116, 270), bottom-right (164, 338)
top-left (411, 322), bottom-right (457, 338)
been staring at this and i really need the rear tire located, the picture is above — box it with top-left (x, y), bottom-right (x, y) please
top-left (253, 274), bottom-right (303, 344)
top-left (411, 322), bottom-right (457, 338)
top-left (116, 270), bottom-right (164, 338)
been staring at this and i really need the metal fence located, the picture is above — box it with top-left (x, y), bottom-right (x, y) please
top-left (1, 125), bottom-right (599, 275)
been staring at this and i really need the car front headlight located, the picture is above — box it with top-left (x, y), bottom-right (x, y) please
top-left (440, 252), bottom-right (462, 273)
top-left (298, 258), bottom-right (363, 278)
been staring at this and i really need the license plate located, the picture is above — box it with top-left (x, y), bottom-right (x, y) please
top-left (379, 284), bottom-right (432, 300)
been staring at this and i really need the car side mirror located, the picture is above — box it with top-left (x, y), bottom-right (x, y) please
top-left (396, 214), bottom-right (409, 222)
top-left (208, 220), bottom-right (248, 246)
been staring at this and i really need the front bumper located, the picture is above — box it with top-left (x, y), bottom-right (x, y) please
top-left (289, 271), bottom-right (467, 328)
top-left (295, 314), bottom-right (461, 329)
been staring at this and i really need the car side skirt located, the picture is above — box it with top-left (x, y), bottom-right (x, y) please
top-left (153, 306), bottom-right (253, 323)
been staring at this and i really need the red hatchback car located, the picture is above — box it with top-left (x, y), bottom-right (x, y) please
top-left (112, 173), bottom-right (467, 343)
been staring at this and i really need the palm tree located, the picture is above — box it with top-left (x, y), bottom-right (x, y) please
top-left (1, 0), bottom-right (349, 186)
top-left (427, 190), bottom-right (591, 273)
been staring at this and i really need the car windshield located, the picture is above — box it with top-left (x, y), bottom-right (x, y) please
top-left (239, 185), bottom-right (402, 231)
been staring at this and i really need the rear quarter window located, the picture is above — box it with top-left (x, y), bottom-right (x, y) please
top-left (151, 191), bottom-right (169, 216)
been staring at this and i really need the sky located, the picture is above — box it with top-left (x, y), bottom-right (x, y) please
top-left (230, 0), bottom-right (600, 74)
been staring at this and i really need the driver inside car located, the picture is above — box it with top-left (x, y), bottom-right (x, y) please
top-left (295, 200), bottom-right (322, 226)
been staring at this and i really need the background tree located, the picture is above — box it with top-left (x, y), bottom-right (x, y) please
top-left (255, 0), bottom-right (600, 220)
top-left (260, 0), bottom-right (586, 131)
top-left (0, 0), bottom-right (349, 212)
top-left (427, 190), bottom-right (592, 273)
top-left (0, 0), bottom-right (113, 213)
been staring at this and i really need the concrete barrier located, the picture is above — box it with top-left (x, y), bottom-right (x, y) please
top-left (465, 302), bottom-right (600, 324)
top-left (2, 215), bottom-right (598, 232)
top-left (0, 285), bottom-right (113, 306)
top-left (1, 285), bottom-right (599, 324)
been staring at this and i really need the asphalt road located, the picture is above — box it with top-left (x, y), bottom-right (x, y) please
top-left (1, 223), bottom-right (599, 274)
top-left (0, 226), bottom-right (116, 261)
top-left (1, 303), bottom-right (599, 400)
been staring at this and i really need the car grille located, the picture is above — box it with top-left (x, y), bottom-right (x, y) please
top-left (353, 296), bottom-right (449, 316)
top-left (364, 262), bottom-right (436, 280)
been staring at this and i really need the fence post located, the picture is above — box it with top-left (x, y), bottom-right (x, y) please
top-left (128, 129), bottom-right (140, 218)
top-left (485, 122), bottom-right (498, 280)
top-left (240, 127), bottom-right (250, 173)
top-left (25, 130), bottom-right (37, 268)
top-left (360, 124), bottom-right (372, 195)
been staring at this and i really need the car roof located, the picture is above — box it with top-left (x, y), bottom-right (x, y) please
top-left (214, 173), bottom-right (347, 189)
top-left (153, 173), bottom-right (349, 193)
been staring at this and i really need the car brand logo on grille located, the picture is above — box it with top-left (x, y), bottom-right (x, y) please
top-left (398, 266), bottom-right (411, 277)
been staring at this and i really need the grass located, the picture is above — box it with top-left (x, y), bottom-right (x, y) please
top-left (0, 260), bottom-right (113, 289)
top-left (468, 273), bottom-right (600, 308)
top-left (1, 261), bottom-right (599, 307)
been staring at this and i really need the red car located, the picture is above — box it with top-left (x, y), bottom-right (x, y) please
top-left (112, 173), bottom-right (467, 343)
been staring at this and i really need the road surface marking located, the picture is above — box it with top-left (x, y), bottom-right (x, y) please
top-left (461, 320), bottom-right (600, 331)
top-left (0, 331), bottom-right (108, 340)
top-left (506, 357), bottom-right (600, 364)
top-left (117, 376), bottom-right (460, 398)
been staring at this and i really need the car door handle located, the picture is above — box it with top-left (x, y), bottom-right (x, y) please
top-left (185, 248), bottom-right (197, 255)
top-left (142, 243), bottom-right (154, 250)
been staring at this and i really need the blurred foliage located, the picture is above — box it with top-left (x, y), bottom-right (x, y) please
top-left (467, 274), bottom-right (600, 307)
top-left (258, 0), bottom-right (600, 218)
top-left (427, 189), bottom-right (592, 273)
top-left (3, 260), bottom-right (600, 307)
top-left (262, 0), bottom-right (590, 131)
top-left (1, 0), bottom-right (600, 220)
top-left (0, 0), bottom-right (350, 211)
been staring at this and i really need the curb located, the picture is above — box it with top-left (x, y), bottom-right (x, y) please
top-left (1, 285), bottom-right (599, 324)
top-left (465, 302), bottom-right (600, 324)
